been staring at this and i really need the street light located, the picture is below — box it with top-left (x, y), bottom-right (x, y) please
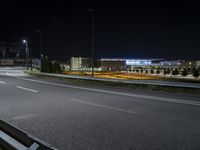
top-left (88, 8), bottom-right (94, 77)
top-left (23, 39), bottom-right (28, 70)
top-left (16, 53), bottom-right (19, 60)
top-left (37, 29), bottom-right (42, 58)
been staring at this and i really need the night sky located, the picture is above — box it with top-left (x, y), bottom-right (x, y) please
top-left (1, 0), bottom-right (200, 60)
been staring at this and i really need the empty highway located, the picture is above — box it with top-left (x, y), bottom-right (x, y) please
top-left (0, 67), bottom-right (200, 150)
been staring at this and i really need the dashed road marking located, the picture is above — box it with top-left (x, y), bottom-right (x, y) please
top-left (16, 86), bottom-right (38, 93)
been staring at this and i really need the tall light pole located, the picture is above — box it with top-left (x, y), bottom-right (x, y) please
top-left (88, 9), bottom-right (94, 77)
top-left (2, 49), bottom-right (5, 59)
top-left (16, 53), bottom-right (19, 60)
top-left (37, 29), bottom-right (42, 58)
top-left (23, 40), bottom-right (28, 70)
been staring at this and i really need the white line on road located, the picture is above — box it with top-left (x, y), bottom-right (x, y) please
top-left (69, 98), bottom-right (135, 114)
top-left (0, 81), bottom-right (6, 84)
top-left (16, 86), bottom-right (38, 93)
top-left (18, 77), bottom-right (200, 106)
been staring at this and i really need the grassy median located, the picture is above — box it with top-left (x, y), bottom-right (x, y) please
top-left (25, 71), bottom-right (200, 95)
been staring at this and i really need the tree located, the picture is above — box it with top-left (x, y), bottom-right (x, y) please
top-left (164, 68), bottom-right (170, 75)
top-left (48, 60), bottom-right (53, 73)
top-left (62, 65), bottom-right (65, 71)
top-left (181, 68), bottom-right (188, 77)
top-left (140, 69), bottom-right (143, 73)
top-left (192, 68), bottom-right (200, 78)
top-left (145, 70), bottom-right (148, 74)
top-left (150, 68), bottom-right (154, 74)
top-left (172, 68), bottom-right (179, 75)
top-left (40, 58), bottom-right (62, 73)
top-left (41, 58), bottom-right (51, 73)
top-left (53, 62), bottom-right (62, 73)
top-left (156, 68), bottom-right (160, 74)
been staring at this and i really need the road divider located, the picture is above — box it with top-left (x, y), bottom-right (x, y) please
top-left (24, 71), bottom-right (200, 89)
top-left (0, 118), bottom-right (57, 150)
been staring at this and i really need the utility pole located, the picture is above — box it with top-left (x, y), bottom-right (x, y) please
top-left (2, 49), bottom-right (5, 59)
top-left (37, 29), bottom-right (42, 58)
top-left (88, 9), bottom-right (94, 77)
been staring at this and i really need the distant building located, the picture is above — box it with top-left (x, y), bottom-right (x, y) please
top-left (0, 41), bottom-right (20, 59)
top-left (179, 60), bottom-right (200, 69)
top-left (160, 60), bottom-right (200, 68)
top-left (160, 61), bottom-right (180, 68)
top-left (70, 57), bottom-right (91, 70)
top-left (69, 57), bottom-right (200, 71)
top-left (70, 57), bottom-right (163, 71)
top-left (100, 58), bottom-right (163, 71)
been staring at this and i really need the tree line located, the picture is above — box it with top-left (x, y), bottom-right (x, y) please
top-left (40, 57), bottom-right (63, 73)
top-left (132, 67), bottom-right (200, 78)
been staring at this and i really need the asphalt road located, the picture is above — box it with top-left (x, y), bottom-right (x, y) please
top-left (0, 67), bottom-right (200, 150)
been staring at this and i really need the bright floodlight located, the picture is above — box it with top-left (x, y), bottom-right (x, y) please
top-left (23, 40), bottom-right (26, 43)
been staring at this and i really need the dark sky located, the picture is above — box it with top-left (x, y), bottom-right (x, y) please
top-left (1, 0), bottom-right (200, 60)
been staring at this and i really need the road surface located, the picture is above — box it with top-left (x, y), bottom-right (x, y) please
top-left (0, 67), bottom-right (200, 150)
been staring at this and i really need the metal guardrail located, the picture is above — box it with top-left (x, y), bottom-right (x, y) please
top-left (0, 119), bottom-right (58, 150)
top-left (31, 72), bottom-right (200, 89)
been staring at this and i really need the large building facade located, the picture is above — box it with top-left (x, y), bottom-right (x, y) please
top-left (0, 41), bottom-right (20, 59)
top-left (70, 57), bottom-right (91, 70)
top-left (100, 58), bottom-right (162, 71)
top-left (160, 60), bottom-right (200, 68)
top-left (70, 57), bottom-right (163, 71)
top-left (70, 57), bottom-right (200, 71)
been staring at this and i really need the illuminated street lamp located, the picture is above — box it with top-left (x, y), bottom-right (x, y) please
top-left (23, 40), bottom-right (28, 70)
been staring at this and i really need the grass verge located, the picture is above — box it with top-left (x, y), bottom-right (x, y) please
top-left (25, 71), bottom-right (200, 95)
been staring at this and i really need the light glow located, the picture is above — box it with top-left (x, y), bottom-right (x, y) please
top-left (126, 59), bottom-right (152, 66)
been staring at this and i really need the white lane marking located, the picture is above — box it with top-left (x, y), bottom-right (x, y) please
top-left (12, 114), bottom-right (37, 120)
top-left (16, 86), bottom-right (38, 93)
top-left (18, 77), bottom-right (200, 106)
top-left (0, 81), bottom-right (6, 84)
top-left (69, 98), bottom-right (135, 114)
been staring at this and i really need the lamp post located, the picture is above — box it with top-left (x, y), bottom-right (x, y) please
top-left (37, 29), bottom-right (42, 58)
top-left (23, 40), bottom-right (28, 70)
top-left (16, 53), bottom-right (19, 60)
top-left (2, 49), bottom-right (5, 59)
top-left (37, 30), bottom-right (43, 71)
top-left (88, 8), bottom-right (94, 77)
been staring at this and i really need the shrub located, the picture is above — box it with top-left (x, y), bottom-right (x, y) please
top-left (192, 68), bottom-right (199, 78)
top-left (150, 68), bottom-right (154, 74)
top-left (172, 68), bottom-right (179, 75)
top-left (164, 68), bottom-right (170, 75)
top-left (40, 58), bottom-right (62, 73)
top-left (181, 68), bottom-right (188, 76)
top-left (156, 69), bottom-right (160, 74)
top-left (41, 58), bottom-right (52, 73)
top-left (53, 62), bottom-right (62, 73)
